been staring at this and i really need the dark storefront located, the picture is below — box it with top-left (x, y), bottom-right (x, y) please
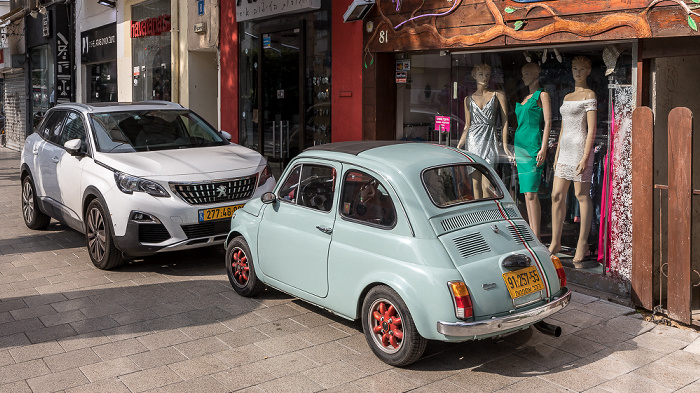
top-left (25, 2), bottom-right (74, 132)
top-left (81, 23), bottom-right (117, 103)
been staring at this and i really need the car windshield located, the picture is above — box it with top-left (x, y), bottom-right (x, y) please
top-left (422, 164), bottom-right (504, 207)
top-left (89, 110), bottom-right (227, 153)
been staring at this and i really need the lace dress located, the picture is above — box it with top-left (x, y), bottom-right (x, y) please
top-left (555, 98), bottom-right (596, 183)
top-left (464, 95), bottom-right (500, 168)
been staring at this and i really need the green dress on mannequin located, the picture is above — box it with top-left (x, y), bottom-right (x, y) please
top-left (514, 89), bottom-right (545, 193)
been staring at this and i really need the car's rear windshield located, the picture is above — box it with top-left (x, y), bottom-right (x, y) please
top-left (90, 110), bottom-right (227, 153)
top-left (422, 164), bottom-right (504, 207)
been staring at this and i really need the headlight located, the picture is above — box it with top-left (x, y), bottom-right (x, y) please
top-left (114, 171), bottom-right (170, 197)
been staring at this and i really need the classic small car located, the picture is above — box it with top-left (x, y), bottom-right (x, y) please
top-left (224, 141), bottom-right (570, 366)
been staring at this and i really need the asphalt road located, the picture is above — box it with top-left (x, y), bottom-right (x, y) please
top-left (1, 147), bottom-right (699, 392)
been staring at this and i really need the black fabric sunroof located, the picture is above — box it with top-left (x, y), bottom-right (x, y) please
top-left (305, 140), bottom-right (411, 155)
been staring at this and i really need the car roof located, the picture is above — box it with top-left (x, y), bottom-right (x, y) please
top-left (52, 101), bottom-right (185, 113)
top-left (302, 141), bottom-right (485, 172)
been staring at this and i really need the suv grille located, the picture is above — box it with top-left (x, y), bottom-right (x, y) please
top-left (181, 220), bottom-right (230, 239)
top-left (171, 176), bottom-right (257, 205)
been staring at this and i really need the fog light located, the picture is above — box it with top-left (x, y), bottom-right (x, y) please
top-left (130, 211), bottom-right (161, 224)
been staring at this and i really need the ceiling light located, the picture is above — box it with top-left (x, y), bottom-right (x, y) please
top-left (97, 0), bottom-right (116, 7)
top-left (343, 0), bottom-right (375, 22)
top-left (38, 6), bottom-right (47, 15)
top-left (29, 9), bottom-right (38, 18)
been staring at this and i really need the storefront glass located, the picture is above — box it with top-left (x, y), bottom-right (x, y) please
top-left (396, 43), bottom-right (636, 269)
top-left (87, 61), bottom-right (117, 103)
top-left (238, 0), bottom-right (332, 163)
top-left (30, 44), bottom-right (55, 129)
top-left (131, 0), bottom-right (171, 102)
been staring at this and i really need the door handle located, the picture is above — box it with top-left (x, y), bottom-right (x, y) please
top-left (52, 156), bottom-right (59, 163)
top-left (32, 148), bottom-right (39, 155)
top-left (316, 225), bottom-right (333, 234)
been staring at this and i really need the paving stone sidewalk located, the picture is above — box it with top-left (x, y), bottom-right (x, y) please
top-left (0, 147), bottom-right (699, 393)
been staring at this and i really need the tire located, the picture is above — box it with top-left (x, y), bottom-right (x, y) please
top-left (85, 199), bottom-right (124, 270)
top-left (361, 285), bottom-right (427, 367)
top-left (226, 237), bottom-right (264, 297)
top-left (21, 175), bottom-right (50, 230)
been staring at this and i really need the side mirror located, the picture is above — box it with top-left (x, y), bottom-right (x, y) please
top-left (261, 192), bottom-right (277, 204)
top-left (64, 139), bottom-right (83, 156)
top-left (220, 130), bottom-right (232, 140)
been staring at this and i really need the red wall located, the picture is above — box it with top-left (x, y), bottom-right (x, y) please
top-left (220, 1), bottom-right (239, 143)
top-left (219, 2), bottom-right (363, 144)
top-left (331, 1), bottom-right (364, 142)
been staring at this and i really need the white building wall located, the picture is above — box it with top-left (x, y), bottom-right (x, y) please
top-left (75, 0), bottom-right (116, 103)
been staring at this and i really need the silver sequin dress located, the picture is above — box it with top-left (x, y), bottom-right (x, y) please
top-left (555, 99), bottom-right (596, 183)
top-left (464, 95), bottom-right (500, 168)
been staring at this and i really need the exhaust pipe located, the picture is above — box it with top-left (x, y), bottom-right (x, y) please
top-left (533, 320), bottom-right (562, 337)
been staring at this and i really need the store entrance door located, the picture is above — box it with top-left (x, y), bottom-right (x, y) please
top-left (259, 24), bottom-right (304, 175)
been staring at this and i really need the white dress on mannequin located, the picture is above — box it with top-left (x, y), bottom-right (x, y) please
top-left (554, 98), bottom-right (596, 183)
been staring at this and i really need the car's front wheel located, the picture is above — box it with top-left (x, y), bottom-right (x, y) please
top-left (21, 175), bottom-right (50, 230)
top-left (226, 237), bottom-right (264, 297)
top-left (85, 199), bottom-right (124, 270)
top-left (361, 285), bottom-right (427, 367)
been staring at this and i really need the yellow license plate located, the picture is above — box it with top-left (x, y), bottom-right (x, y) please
top-left (198, 204), bottom-right (244, 222)
top-left (502, 266), bottom-right (545, 299)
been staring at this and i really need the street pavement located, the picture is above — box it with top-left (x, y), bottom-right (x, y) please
top-left (1, 146), bottom-right (699, 393)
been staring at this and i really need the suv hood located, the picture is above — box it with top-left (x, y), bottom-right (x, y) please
top-left (96, 144), bottom-right (265, 179)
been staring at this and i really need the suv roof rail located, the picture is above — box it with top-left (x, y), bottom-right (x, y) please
top-left (55, 102), bottom-right (92, 110)
top-left (137, 100), bottom-right (184, 108)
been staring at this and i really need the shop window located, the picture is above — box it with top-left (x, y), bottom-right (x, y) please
top-left (131, 0), bottom-right (171, 102)
top-left (395, 44), bottom-right (636, 270)
top-left (87, 61), bottom-right (117, 103)
top-left (30, 44), bottom-right (55, 129)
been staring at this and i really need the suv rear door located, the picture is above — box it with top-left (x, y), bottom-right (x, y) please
top-left (35, 110), bottom-right (67, 200)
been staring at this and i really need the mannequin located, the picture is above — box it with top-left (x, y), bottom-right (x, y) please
top-left (457, 63), bottom-right (508, 199)
top-left (549, 56), bottom-right (597, 263)
top-left (504, 62), bottom-right (551, 240)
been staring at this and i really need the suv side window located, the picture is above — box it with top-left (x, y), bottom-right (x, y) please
top-left (59, 112), bottom-right (87, 150)
top-left (340, 171), bottom-right (397, 227)
top-left (45, 110), bottom-right (67, 144)
top-left (37, 111), bottom-right (64, 141)
top-left (277, 164), bottom-right (336, 212)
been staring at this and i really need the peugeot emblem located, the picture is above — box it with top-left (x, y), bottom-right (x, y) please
top-left (216, 185), bottom-right (227, 198)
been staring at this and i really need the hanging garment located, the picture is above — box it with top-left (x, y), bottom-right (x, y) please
top-left (464, 94), bottom-right (500, 168)
top-left (514, 89), bottom-right (545, 193)
top-left (555, 99), bottom-right (597, 182)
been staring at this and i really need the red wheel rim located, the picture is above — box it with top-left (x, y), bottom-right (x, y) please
top-left (230, 247), bottom-right (250, 286)
top-left (368, 298), bottom-right (404, 354)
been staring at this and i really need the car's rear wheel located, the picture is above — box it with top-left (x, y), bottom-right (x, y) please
top-left (85, 199), bottom-right (124, 270)
top-left (21, 175), bottom-right (50, 230)
top-left (226, 237), bottom-right (264, 297)
top-left (362, 285), bottom-right (427, 367)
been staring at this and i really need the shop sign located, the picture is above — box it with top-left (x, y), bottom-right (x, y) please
top-left (236, 0), bottom-right (321, 22)
top-left (198, 0), bottom-right (205, 15)
top-left (434, 116), bottom-right (450, 132)
top-left (395, 71), bottom-right (407, 83)
top-left (81, 23), bottom-right (117, 63)
top-left (263, 35), bottom-right (271, 48)
top-left (396, 59), bottom-right (410, 71)
top-left (131, 14), bottom-right (171, 38)
top-left (56, 32), bottom-right (72, 103)
top-left (42, 12), bottom-right (50, 38)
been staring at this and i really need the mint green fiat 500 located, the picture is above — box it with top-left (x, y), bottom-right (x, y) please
top-left (224, 141), bottom-right (570, 367)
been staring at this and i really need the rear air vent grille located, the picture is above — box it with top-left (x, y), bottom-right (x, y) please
top-left (453, 233), bottom-right (491, 259)
top-left (441, 207), bottom-right (519, 232)
top-left (508, 224), bottom-right (535, 243)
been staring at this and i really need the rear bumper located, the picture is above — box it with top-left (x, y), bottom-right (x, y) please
top-left (436, 287), bottom-right (571, 337)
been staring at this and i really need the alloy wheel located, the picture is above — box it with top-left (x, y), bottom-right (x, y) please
top-left (87, 207), bottom-right (106, 262)
top-left (368, 298), bottom-right (404, 354)
top-left (230, 247), bottom-right (250, 286)
top-left (22, 181), bottom-right (34, 223)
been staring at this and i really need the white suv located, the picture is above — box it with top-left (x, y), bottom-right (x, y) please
top-left (20, 102), bottom-right (275, 269)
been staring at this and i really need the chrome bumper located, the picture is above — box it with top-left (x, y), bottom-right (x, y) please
top-left (436, 288), bottom-right (571, 337)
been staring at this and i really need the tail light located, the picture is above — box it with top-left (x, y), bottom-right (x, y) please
top-left (448, 281), bottom-right (473, 320)
top-left (258, 164), bottom-right (272, 187)
top-left (551, 255), bottom-right (567, 288)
